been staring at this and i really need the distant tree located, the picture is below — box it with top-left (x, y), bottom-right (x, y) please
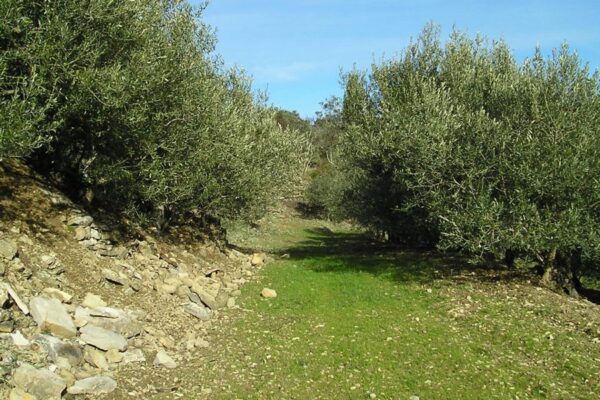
top-left (312, 96), bottom-right (343, 163)
top-left (275, 109), bottom-right (311, 133)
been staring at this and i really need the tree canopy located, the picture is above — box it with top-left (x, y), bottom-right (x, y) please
top-left (1, 0), bottom-right (306, 228)
top-left (313, 24), bottom-right (600, 295)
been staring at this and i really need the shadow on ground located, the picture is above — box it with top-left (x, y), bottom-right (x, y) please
top-left (277, 227), bottom-right (513, 285)
top-left (277, 227), bottom-right (600, 303)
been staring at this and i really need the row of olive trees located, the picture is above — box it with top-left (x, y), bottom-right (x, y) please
top-left (317, 25), bottom-right (600, 295)
top-left (1, 0), bottom-right (305, 229)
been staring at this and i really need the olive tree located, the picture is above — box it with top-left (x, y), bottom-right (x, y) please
top-left (1, 0), bottom-right (305, 228)
top-left (333, 25), bottom-right (600, 295)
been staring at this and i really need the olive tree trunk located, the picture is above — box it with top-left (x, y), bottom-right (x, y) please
top-left (540, 248), bottom-right (581, 297)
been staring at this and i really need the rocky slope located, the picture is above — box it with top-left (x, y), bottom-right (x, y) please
top-left (0, 161), bottom-right (268, 399)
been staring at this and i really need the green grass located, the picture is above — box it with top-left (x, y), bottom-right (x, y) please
top-left (193, 211), bottom-right (600, 399)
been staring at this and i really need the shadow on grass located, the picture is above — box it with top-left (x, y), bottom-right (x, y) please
top-left (278, 227), bottom-right (600, 304)
top-left (277, 227), bottom-right (521, 286)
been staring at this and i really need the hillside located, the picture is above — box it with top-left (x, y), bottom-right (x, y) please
top-left (0, 160), bottom-right (268, 399)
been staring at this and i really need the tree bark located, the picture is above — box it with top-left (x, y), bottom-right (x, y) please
top-left (540, 248), bottom-right (581, 297)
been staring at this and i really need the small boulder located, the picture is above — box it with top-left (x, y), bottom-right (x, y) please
top-left (81, 293), bottom-right (107, 309)
top-left (121, 349), bottom-right (146, 364)
top-left (175, 285), bottom-right (191, 298)
top-left (42, 288), bottom-right (72, 303)
top-left (191, 285), bottom-right (219, 310)
top-left (261, 288), bottom-right (277, 298)
top-left (67, 215), bottom-right (93, 227)
top-left (0, 239), bottom-right (18, 260)
top-left (79, 325), bottom-right (127, 351)
top-left (153, 350), bottom-right (177, 369)
top-left (67, 376), bottom-right (117, 395)
top-left (155, 281), bottom-right (177, 295)
top-left (251, 253), bottom-right (265, 266)
top-left (0, 319), bottom-right (15, 333)
top-left (183, 303), bottom-right (211, 321)
top-left (106, 348), bottom-right (124, 364)
top-left (74, 306), bottom-right (142, 338)
top-left (227, 297), bottom-right (236, 308)
top-left (74, 226), bottom-right (89, 241)
top-left (34, 335), bottom-right (84, 366)
top-left (213, 290), bottom-right (229, 309)
top-left (0, 284), bottom-right (9, 307)
top-left (11, 330), bottom-right (30, 347)
top-left (84, 347), bottom-right (109, 370)
top-left (12, 364), bottom-right (66, 400)
top-left (9, 387), bottom-right (37, 400)
top-left (29, 296), bottom-right (76, 338)
top-left (1, 283), bottom-right (29, 315)
top-left (102, 269), bottom-right (128, 286)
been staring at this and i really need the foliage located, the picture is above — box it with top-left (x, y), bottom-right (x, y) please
top-left (0, 0), bottom-right (304, 226)
top-left (327, 24), bottom-right (600, 292)
top-left (275, 109), bottom-right (311, 133)
top-left (0, 1), bottom-right (56, 158)
top-left (312, 96), bottom-right (344, 162)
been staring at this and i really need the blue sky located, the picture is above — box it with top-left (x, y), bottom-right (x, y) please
top-left (195, 0), bottom-right (600, 118)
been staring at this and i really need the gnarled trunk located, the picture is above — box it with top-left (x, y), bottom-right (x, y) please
top-left (540, 248), bottom-right (581, 297)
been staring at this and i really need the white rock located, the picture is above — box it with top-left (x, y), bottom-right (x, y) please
top-left (88, 307), bottom-right (123, 318)
top-left (40, 255), bottom-right (55, 265)
top-left (0, 284), bottom-right (9, 307)
top-left (102, 269), bottom-right (128, 285)
top-left (251, 253), bottom-right (265, 266)
top-left (29, 296), bottom-right (76, 338)
top-left (153, 350), bottom-right (177, 368)
top-left (12, 364), bottom-right (66, 400)
top-left (42, 288), bottom-right (72, 303)
top-left (84, 346), bottom-right (109, 370)
top-left (74, 306), bottom-right (142, 338)
top-left (0, 239), bottom-right (18, 260)
top-left (79, 325), bottom-right (127, 351)
top-left (81, 293), bottom-right (107, 308)
top-left (67, 376), bottom-right (117, 395)
top-left (0, 283), bottom-right (29, 315)
top-left (34, 334), bottom-right (84, 366)
top-left (121, 348), bottom-right (146, 364)
top-left (11, 330), bottom-right (30, 347)
top-left (261, 288), bottom-right (277, 298)
top-left (183, 303), bottom-right (211, 321)
top-left (67, 215), bottom-right (93, 227)
top-left (90, 228), bottom-right (101, 240)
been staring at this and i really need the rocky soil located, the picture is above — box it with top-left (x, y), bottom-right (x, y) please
top-left (0, 161), bottom-right (269, 399)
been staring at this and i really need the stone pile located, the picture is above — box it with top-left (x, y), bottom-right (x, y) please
top-left (2, 289), bottom-right (143, 398)
top-left (0, 207), bottom-right (268, 398)
top-left (66, 212), bottom-right (127, 258)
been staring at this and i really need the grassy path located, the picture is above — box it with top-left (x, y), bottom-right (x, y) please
top-left (181, 210), bottom-right (599, 399)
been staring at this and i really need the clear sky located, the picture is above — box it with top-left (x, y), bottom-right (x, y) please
top-left (195, 0), bottom-right (600, 119)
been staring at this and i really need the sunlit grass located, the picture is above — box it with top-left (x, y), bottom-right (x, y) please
top-left (195, 213), bottom-right (600, 399)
